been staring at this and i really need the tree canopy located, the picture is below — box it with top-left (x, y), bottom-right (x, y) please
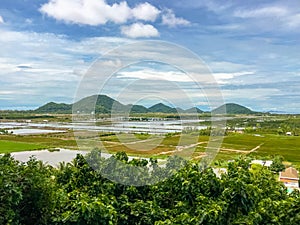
top-left (1, 151), bottom-right (299, 225)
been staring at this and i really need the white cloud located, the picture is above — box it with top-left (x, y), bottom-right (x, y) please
top-left (121, 23), bottom-right (159, 38)
top-left (162, 9), bottom-right (190, 27)
top-left (40, 0), bottom-right (160, 25)
top-left (117, 69), bottom-right (191, 82)
top-left (233, 5), bottom-right (300, 30)
top-left (0, 28), bottom-right (133, 107)
top-left (0, 15), bottom-right (4, 24)
top-left (234, 6), bottom-right (288, 18)
top-left (132, 2), bottom-right (160, 22)
top-left (286, 13), bottom-right (300, 28)
top-left (213, 71), bottom-right (255, 84)
top-left (222, 88), bottom-right (280, 101)
top-left (208, 61), bottom-right (254, 73)
top-left (40, 0), bottom-right (132, 25)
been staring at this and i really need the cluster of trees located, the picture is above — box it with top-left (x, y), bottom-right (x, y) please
top-left (1, 151), bottom-right (300, 225)
top-left (223, 116), bottom-right (300, 135)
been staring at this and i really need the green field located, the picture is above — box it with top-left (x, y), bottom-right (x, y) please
top-left (2, 131), bottom-right (300, 164)
top-left (214, 133), bottom-right (300, 165)
top-left (0, 131), bottom-right (77, 153)
top-left (0, 140), bottom-right (47, 153)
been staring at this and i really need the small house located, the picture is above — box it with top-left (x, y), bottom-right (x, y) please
top-left (279, 167), bottom-right (299, 189)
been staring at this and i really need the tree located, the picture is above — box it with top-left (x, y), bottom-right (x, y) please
top-left (1, 152), bottom-right (300, 224)
top-left (270, 155), bottom-right (285, 173)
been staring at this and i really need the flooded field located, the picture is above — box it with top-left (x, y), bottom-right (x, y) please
top-left (0, 119), bottom-right (209, 134)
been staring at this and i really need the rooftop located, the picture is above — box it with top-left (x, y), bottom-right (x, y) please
top-left (280, 167), bottom-right (299, 179)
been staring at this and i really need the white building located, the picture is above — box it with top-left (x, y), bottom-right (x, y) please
top-left (251, 160), bottom-right (273, 167)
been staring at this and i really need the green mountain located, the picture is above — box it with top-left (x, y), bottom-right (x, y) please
top-left (148, 103), bottom-right (177, 113)
top-left (36, 95), bottom-right (153, 114)
top-left (185, 107), bottom-right (203, 114)
top-left (127, 105), bottom-right (149, 113)
top-left (35, 102), bottom-right (72, 113)
top-left (212, 103), bottom-right (256, 114)
top-left (73, 95), bottom-right (124, 114)
top-left (35, 95), bottom-right (257, 115)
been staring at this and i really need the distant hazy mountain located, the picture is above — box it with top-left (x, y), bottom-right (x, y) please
top-left (35, 95), bottom-right (256, 114)
top-left (212, 103), bottom-right (256, 114)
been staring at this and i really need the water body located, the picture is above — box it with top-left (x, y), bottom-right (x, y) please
top-left (10, 149), bottom-right (90, 167)
top-left (7, 128), bottom-right (66, 135)
top-left (0, 119), bottom-right (210, 134)
top-left (9, 149), bottom-right (154, 167)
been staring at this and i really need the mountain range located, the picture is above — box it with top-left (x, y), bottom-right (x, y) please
top-left (35, 94), bottom-right (257, 115)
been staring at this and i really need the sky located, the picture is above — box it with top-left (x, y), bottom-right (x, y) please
top-left (0, 0), bottom-right (300, 113)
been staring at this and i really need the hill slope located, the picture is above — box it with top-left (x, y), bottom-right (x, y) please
top-left (212, 103), bottom-right (256, 114)
top-left (148, 103), bottom-right (177, 113)
top-left (35, 95), bottom-right (257, 115)
top-left (35, 102), bottom-right (72, 113)
top-left (73, 95), bottom-right (125, 114)
top-left (185, 107), bottom-right (203, 114)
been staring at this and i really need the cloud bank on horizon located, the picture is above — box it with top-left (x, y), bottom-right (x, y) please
top-left (0, 0), bottom-right (300, 113)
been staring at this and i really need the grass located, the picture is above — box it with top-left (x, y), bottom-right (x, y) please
top-left (0, 131), bottom-right (78, 151)
top-left (215, 133), bottom-right (300, 165)
top-left (1, 123), bottom-right (300, 165)
top-left (221, 134), bottom-right (264, 150)
top-left (0, 140), bottom-right (47, 153)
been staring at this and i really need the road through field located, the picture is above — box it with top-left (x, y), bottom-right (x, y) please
top-left (219, 143), bottom-right (264, 154)
top-left (158, 141), bottom-right (208, 155)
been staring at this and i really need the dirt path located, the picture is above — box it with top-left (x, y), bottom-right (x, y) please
top-left (192, 153), bottom-right (207, 160)
top-left (249, 143), bottom-right (264, 153)
top-left (157, 141), bottom-right (208, 155)
top-left (220, 143), bottom-right (264, 154)
top-left (102, 137), bottom-right (162, 147)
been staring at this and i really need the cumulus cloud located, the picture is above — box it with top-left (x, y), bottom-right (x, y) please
top-left (0, 15), bottom-right (4, 24)
top-left (121, 23), bottom-right (159, 38)
top-left (40, 0), bottom-right (160, 25)
top-left (0, 28), bottom-right (133, 107)
top-left (132, 2), bottom-right (160, 22)
top-left (40, 0), bottom-right (131, 25)
top-left (162, 9), bottom-right (190, 27)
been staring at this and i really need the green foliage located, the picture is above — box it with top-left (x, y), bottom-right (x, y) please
top-left (270, 155), bottom-right (286, 172)
top-left (1, 152), bottom-right (300, 224)
top-left (0, 154), bottom-right (56, 225)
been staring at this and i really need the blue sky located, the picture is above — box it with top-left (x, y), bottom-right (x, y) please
top-left (0, 0), bottom-right (300, 113)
